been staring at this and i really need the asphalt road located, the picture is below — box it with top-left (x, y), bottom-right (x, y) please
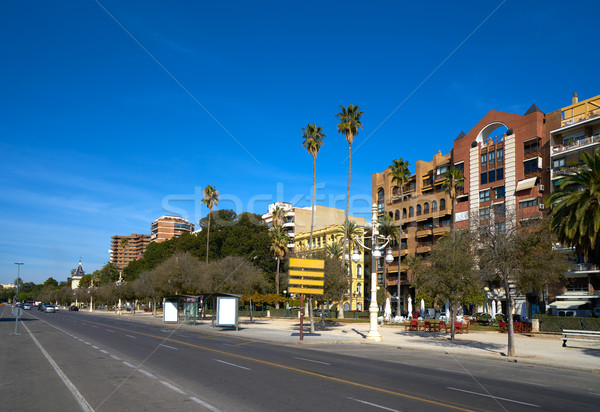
top-left (3, 307), bottom-right (599, 411)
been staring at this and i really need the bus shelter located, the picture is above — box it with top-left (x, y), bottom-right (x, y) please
top-left (163, 293), bottom-right (241, 329)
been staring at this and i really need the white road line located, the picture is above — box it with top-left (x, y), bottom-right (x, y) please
top-left (293, 357), bottom-right (331, 365)
top-left (222, 343), bottom-right (237, 347)
top-left (190, 396), bottom-right (221, 412)
top-left (91, 325), bottom-right (98, 328)
top-left (92, 346), bottom-right (99, 350)
top-left (22, 322), bottom-right (94, 412)
top-left (106, 329), bottom-right (114, 332)
top-left (177, 334), bottom-right (189, 338)
top-left (347, 397), bottom-right (399, 411)
top-left (213, 359), bottom-right (250, 370)
top-left (160, 344), bottom-right (178, 350)
top-left (125, 335), bottom-right (136, 339)
top-left (447, 387), bottom-right (541, 408)
top-left (123, 361), bottom-right (136, 369)
top-left (84, 342), bottom-right (91, 345)
top-left (497, 378), bottom-right (548, 387)
top-left (110, 355), bottom-right (121, 361)
top-left (100, 350), bottom-right (109, 354)
top-left (138, 369), bottom-right (156, 379)
top-left (160, 381), bottom-right (187, 395)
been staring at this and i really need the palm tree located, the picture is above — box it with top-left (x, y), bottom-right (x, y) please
top-left (325, 239), bottom-right (343, 260)
top-left (378, 214), bottom-right (398, 304)
top-left (302, 123), bottom-right (326, 258)
top-left (546, 151), bottom-right (600, 263)
top-left (271, 205), bottom-right (285, 228)
top-left (442, 168), bottom-right (464, 237)
top-left (270, 226), bottom-right (289, 308)
top-left (202, 185), bottom-right (220, 263)
top-left (389, 158), bottom-right (410, 314)
top-left (120, 237), bottom-right (129, 250)
top-left (336, 220), bottom-right (362, 317)
top-left (336, 104), bottom-right (363, 267)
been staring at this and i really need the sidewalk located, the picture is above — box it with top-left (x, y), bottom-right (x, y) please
top-left (90, 311), bottom-right (600, 373)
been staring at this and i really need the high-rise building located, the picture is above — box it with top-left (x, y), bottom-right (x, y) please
top-left (110, 233), bottom-right (151, 270)
top-left (150, 215), bottom-right (195, 243)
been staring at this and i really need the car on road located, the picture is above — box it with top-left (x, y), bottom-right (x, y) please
top-left (53, 305), bottom-right (59, 311)
top-left (22, 303), bottom-right (32, 310)
top-left (69, 305), bottom-right (79, 311)
top-left (44, 305), bottom-right (56, 313)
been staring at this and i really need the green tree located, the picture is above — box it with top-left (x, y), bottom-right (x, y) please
top-left (389, 158), bottom-right (411, 314)
top-left (336, 103), bottom-right (363, 268)
top-left (335, 220), bottom-right (362, 317)
top-left (43, 277), bottom-right (59, 287)
top-left (411, 231), bottom-right (480, 339)
top-left (324, 239), bottom-right (343, 260)
top-left (545, 151), bottom-right (600, 264)
top-left (270, 225), bottom-right (289, 308)
top-left (442, 167), bottom-right (464, 235)
top-left (202, 185), bottom-right (220, 263)
top-left (302, 123), bottom-right (326, 257)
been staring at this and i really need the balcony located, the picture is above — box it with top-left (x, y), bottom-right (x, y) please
top-left (561, 104), bottom-right (600, 128)
top-left (568, 263), bottom-right (600, 273)
top-left (551, 134), bottom-right (600, 155)
top-left (433, 225), bottom-right (451, 235)
top-left (416, 227), bottom-right (432, 237)
top-left (416, 244), bottom-right (432, 254)
top-left (282, 221), bottom-right (295, 228)
top-left (552, 165), bottom-right (580, 177)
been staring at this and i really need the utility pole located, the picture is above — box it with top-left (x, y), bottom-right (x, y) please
top-left (12, 262), bottom-right (24, 335)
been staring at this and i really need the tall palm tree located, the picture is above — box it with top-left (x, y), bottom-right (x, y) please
top-left (389, 158), bottom-right (410, 314)
top-left (202, 185), bottom-right (220, 263)
top-left (325, 239), bottom-right (343, 259)
top-left (271, 205), bottom-right (285, 228)
top-left (336, 220), bottom-right (362, 317)
top-left (336, 104), bottom-right (363, 267)
top-left (270, 226), bottom-right (289, 307)
top-left (442, 168), bottom-right (464, 237)
top-left (302, 123), bottom-right (326, 258)
top-left (546, 151), bottom-right (600, 263)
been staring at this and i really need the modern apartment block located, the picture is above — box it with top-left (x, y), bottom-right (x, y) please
top-left (372, 151), bottom-right (453, 312)
top-left (110, 233), bottom-right (151, 271)
top-left (547, 93), bottom-right (600, 315)
top-left (150, 215), bottom-right (195, 243)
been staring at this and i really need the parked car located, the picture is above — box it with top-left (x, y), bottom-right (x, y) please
top-left (44, 305), bottom-right (56, 313)
top-left (53, 305), bottom-right (59, 312)
top-left (38, 303), bottom-right (50, 311)
top-left (69, 305), bottom-right (79, 311)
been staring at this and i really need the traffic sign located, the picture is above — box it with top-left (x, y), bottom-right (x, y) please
top-left (288, 258), bottom-right (324, 295)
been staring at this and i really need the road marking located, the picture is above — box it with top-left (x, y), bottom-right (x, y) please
top-left (497, 378), bottom-right (548, 387)
top-left (138, 369), bottom-right (155, 378)
top-left (160, 344), bottom-right (178, 350)
top-left (177, 334), bottom-right (189, 338)
top-left (436, 368), bottom-right (470, 375)
top-left (447, 387), bottom-right (541, 408)
top-left (123, 361), bottom-right (136, 368)
top-left (110, 355), bottom-right (121, 360)
top-left (214, 359), bottom-right (250, 370)
top-left (223, 343), bottom-right (237, 347)
top-left (190, 396), bottom-right (221, 411)
top-left (91, 325), bottom-right (98, 328)
top-left (235, 340), bottom-right (257, 346)
top-left (125, 335), bottom-right (136, 339)
top-left (347, 397), bottom-right (399, 412)
top-left (160, 381), bottom-right (187, 395)
top-left (92, 346), bottom-right (99, 349)
top-left (100, 350), bottom-right (109, 354)
top-left (22, 322), bottom-right (94, 412)
top-left (106, 329), bottom-right (114, 332)
top-left (293, 357), bottom-right (331, 365)
top-left (84, 342), bottom-right (91, 345)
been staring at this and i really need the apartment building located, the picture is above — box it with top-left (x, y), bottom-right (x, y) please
top-left (547, 93), bottom-right (600, 315)
top-left (110, 233), bottom-right (151, 270)
top-left (372, 151), bottom-right (453, 313)
top-left (150, 215), bottom-right (195, 243)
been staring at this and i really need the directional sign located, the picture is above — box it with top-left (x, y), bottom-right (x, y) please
top-left (288, 258), bottom-right (324, 295)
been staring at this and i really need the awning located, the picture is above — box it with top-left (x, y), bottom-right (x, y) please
top-left (548, 300), bottom-right (588, 309)
top-left (515, 177), bottom-right (537, 192)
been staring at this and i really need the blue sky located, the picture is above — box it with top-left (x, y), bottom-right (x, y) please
top-left (2, 0), bottom-right (599, 284)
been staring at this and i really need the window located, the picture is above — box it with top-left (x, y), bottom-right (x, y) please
top-left (440, 198), bottom-right (446, 210)
top-left (480, 190), bottom-right (491, 202)
top-left (489, 169), bottom-right (496, 183)
top-left (389, 211), bottom-right (393, 219)
top-left (524, 139), bottom-right (540, 154)
top-left (497, 148), bottom-right (504, 162)
top-left (416, 204), bottom-right (422, 216)
top-left (454, 163), bottom-right (464, 174)
top-left (494, 204), bottom-right (506, 219)
top-left (377, 189), bottom-right (385, 213)
top-left (424, 202), bottom-right (430, 214)
top-left (436, 165), bottom-right (448, 175)
top-left (392, 186), bottom-right (399, 196)
top-left (395, 210), bottom-right (400, 220)
top-left (357, 265), bottom-right (362, 279)
top-left (495, 222), bottom-right (506, 234)
top-left (432, 200), bottom-right (438, 212)
top-left (553, 157), bottom-right (566, 170)
top-left (489, 151), bottom-right (495, 164)
top-left (494, 186), bottom-right (505, 199)
top-left (524, 159), bottom-right (538, 174)
top-left (409, 206), bottom-right (414, 217)
top-left (481, 153), bottom-right (487, 167)
top-left (480, 207), bottom-right (491, 220)
top-left (519, 198), bottom-right (539, 208)
top-left (481, 172), bottom-right (488, 185)
top-left (403, 208), bottom-right (407, 219)
top-left (496, 167), bottom-right (504, 180)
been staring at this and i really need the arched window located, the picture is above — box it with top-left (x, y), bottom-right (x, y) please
top-left (403, 208), bottom-right (407, 219)
top-left (389, 211), bottom-right (393, 219)
top-left (440, 198), bottom-right (446, 210)
top-left (432, 200), bottom-right (438, 212)
top-left (377, 188), bottom-right (385, 214)
top-left (416, 204), bottom-right (422, 216)
top-left (409, 206), bottom-right (414, 217)
top-left (394, 209), bottom-right (400, 220)
top-left (424, 202), bottom-right (430, 214)
top-left (392, 186), bottom-right (399, 196)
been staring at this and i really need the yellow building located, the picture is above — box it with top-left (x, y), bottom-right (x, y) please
top-left (294, 223), bottom-right (367, 312)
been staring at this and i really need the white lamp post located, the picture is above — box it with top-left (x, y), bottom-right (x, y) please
top-left (352, 203), bottom-right (393, 342)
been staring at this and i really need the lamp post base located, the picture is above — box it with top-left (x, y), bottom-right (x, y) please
top-left (366, 330), bottom-right (382, 342)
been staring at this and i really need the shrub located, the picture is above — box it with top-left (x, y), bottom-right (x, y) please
top-left (533, 314), bottom-right (600, 332)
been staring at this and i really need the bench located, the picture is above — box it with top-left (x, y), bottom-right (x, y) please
top-left (561, 329), bottom-right (600, 347)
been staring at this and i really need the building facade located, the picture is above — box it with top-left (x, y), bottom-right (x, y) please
top-left (150, 215), bottom-right (195, 243)
top-left (71, 260), bottom-right (85, 289)
top-left (110, 233), bottom-right (151, 270)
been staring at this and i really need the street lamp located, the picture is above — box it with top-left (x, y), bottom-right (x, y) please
top-left (352, 203), bottom-right (393, 342)
top-left (13, 262), bottom-right (24, 335)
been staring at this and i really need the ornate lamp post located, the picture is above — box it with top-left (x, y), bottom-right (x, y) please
top-left (352, 203), bottom-right (393, 342)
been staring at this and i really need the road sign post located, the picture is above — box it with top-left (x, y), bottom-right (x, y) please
top-left (288, 258), bottom-right (324, 341)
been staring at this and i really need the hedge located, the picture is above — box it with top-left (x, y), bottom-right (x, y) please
top-left (533, 315), bottom-right (600, 332)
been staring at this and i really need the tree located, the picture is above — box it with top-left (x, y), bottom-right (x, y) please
top-left (477, 217), bottom-right (570, 356)
top-left (389, 158), bottom-right (411, 314)
top-left (324, 239), bottom-right (343, 260)
top-left (545, 151), bottom-right (600, 264)
top-left (152, 252), bottom-right (207, 296)
top-left (120, 237), bottom-right (129, 250)
top-left (411, 230), bottom-right (480, 340)
top-left (442, 167), bottom-right (464, 235)
top-left (43, 277), bottom-right (59, 287)
top-left (271, 205), bottom-right (285, 228)
top-left (335, 220), bottom-right (362, 317)
top-left (336, 103), bottom-right (363, 269)
top-left (270, 225), bottom-right (289, 308)
top-left (202, 185), bottom-right (220, 263)
top-left (302, 123), bottom-right (326, 257)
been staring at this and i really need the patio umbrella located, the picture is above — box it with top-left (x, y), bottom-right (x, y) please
top-left (420, 299), bottom-right (425, 317)
top-left (384, 298), bottom-right (392, 321)
top-left (407, 296), bottom-right (412, 316)
top-left (445, 300), bottom-right (450, 320)
top-left (491, 300), bottom-right (497, 319)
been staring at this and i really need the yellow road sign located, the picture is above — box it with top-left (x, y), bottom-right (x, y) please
top-left (288, 258), bottom-right (325, 295)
